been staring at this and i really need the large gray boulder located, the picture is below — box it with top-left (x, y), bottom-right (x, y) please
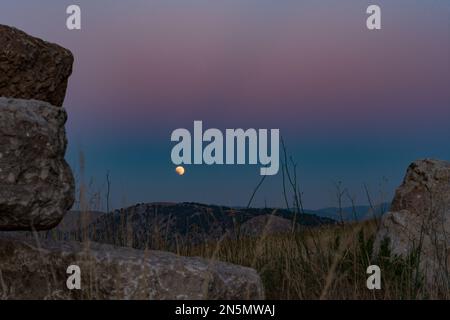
top-left (0, 25), bottom-right (73, 107)
top-left (373, 159), bottom-right (450, 290)
top-left (0, 234), bottom-right (264, 300)
top-left (0, 97), bottom-right (74, 230)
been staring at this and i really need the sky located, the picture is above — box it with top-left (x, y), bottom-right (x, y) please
top-left (1, 0), bottom-right (449, 210)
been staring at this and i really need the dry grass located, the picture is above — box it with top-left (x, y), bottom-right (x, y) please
top-left (173, 219), bottom-right (447, 300)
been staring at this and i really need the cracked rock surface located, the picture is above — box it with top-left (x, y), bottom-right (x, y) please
top-left (374, 159), bottom-right (450, 290)
top-left (0, 234), bottom-right (265, 300)
top-left (0, 24), bottom-right (73, 107)
top-left (0, 97), bottom-right (74, 230)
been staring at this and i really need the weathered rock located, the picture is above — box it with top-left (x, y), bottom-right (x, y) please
top-left (0, 97), bottom-right (74, 230)
top-left (0, 234), bottom-right (265, 300)
top-left (0, 25), bottom-right (73, 106)
top-left (373, 159), bottom-right (450, 290)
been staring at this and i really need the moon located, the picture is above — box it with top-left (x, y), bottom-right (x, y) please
top-left (175, 166), bottom-right (185, 176)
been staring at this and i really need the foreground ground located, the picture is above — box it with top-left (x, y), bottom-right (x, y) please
top-left (178, 219), bottom-right (447, 299)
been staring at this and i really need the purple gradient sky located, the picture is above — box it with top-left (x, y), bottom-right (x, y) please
top-left (1, 1), bottom-right (449, 210)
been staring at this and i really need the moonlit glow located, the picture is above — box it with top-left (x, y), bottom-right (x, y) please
top-left (175, 166), bottom-right (185, 176)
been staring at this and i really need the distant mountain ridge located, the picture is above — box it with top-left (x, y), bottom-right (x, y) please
top-left (230, 203), bottom-right (389, 221)
top-left (48, 202), bottom-right (335, 249)
top-left (305, 203), bottom-right (390, 222)
top-left (20, 202), bottom-right (388, 250)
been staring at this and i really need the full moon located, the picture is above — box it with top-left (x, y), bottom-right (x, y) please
top-left (175, 166), bottom-right (185, 176)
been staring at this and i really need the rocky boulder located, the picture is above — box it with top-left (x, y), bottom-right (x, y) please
top-left (373, 159), bottom-right (450, 290)
top-left (0, 234), bottom-right (264, 300)
top-left (0, 25), bottom-right (73, 107)
top-left (0, 97), bottom-right (74, 230)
